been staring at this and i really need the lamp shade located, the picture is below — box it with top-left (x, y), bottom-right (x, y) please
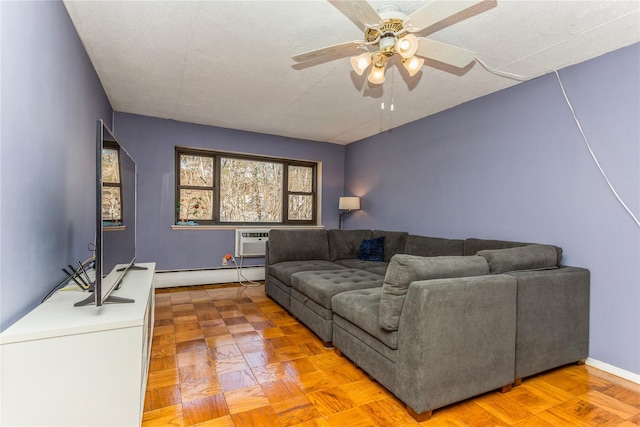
top-left (402, 55), bottom-right (424, 76)
top-left (367, 62), bottom-right (386, 85)
top-left (395, 34), bottom-right (418, 59)
top-left (339, 197), bottom-right (360, 210)
top-left (350, 52), bottom-right (371, 76)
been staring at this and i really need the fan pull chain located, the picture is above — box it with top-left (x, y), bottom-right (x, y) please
top-left (388, 67), bottom-right (395, 130)
top-left (378, 66), bottom-right (396, 133)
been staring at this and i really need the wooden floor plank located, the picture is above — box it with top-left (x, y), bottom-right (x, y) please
top-left (224, 383), bottom-right (270, 414)
top-left (475, 390), bottom-right (534, 424)
top-left (142, 403), bottom-right (184, 427)
top-left (271, 394), bottom-right (322, 426)
top-left (142, 283), bottom-right (640, 427)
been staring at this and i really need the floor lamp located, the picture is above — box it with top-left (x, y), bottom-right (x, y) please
top-left (338, 197), bottom-right (360, 229)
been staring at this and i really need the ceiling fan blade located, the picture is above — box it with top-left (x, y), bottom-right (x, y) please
top-left (415, 38), bottom-right (476, 68)
top-left (327, 0), bottom-right (382, 30)
top-left (292, 40), bottom-right (365, 63)
top-left (404, 0), bottom-right (485, 33)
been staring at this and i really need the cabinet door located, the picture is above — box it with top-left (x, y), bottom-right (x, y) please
top-left (1, 327), bottom-right (143, 426)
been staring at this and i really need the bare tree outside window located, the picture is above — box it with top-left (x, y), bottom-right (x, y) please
top-left (288, 165), bottom-right (313, 220)
top-left (220, 158), bottom-right (283, 222)
top-left (288, 166), bottom-right (312, 192)
top-left (178, 154), bottom-right (214, 221)
top-left (180, 155), bottom-right (213, 186)
top-left (102, 145), bottom-right (122, 222)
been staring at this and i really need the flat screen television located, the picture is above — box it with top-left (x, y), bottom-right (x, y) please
top-left (75, 120), bottom-right (141, 307)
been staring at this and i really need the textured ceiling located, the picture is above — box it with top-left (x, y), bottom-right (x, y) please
top-left (63, 1), bottom-right (639, 145)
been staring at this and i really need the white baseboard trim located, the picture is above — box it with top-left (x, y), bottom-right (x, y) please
top-left (586, 357), bottom-right (640, 384)
top-left (154, 267), bottom-right (264, 288)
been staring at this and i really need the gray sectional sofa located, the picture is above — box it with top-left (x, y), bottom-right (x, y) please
top-left (264, 229), bottom-right (590, 421)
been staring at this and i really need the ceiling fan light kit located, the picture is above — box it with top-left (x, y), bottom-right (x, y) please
top-left (293, 0), bottom-right (490, 86)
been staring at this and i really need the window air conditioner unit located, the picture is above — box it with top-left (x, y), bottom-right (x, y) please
top-left (235, 229), bottom-right (270, 257)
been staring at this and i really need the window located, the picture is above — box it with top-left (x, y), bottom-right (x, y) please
top-left (102, 142), bottom-right (122, 223)
top-left (176, 148), bottom-right (317, 225)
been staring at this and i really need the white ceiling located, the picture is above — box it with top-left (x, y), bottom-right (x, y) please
top-left (63, 1), bottom-right (639, 145)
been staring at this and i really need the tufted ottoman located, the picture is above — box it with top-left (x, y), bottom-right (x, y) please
top-left (290, 269), bottom-right (384, 346)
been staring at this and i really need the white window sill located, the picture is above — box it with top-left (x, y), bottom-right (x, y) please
top-left (170, 224), bottom-right (325, 231)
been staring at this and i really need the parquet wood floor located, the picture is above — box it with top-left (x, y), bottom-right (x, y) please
top-left (143, 283), bottom-right (640, 427)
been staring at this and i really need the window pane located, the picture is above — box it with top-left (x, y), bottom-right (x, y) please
top-left (288, 166), bottom-right (312, 192)
top-left (179, 189), bottom-right (213, 220)
top-left (288, 195), bottom-right (313, 220)
top-left (103, 148), bottom-right (120, 183)
top-left (180, 155), bottom-right (213, 187)
top-left (102, 187), bottom-right (121, 221)
top-left (220, 158), bottom-right (283, 222)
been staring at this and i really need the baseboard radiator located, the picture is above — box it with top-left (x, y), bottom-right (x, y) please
top-left (154, 266), bottom-right (264, 288)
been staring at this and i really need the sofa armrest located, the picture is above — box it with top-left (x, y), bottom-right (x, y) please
top-left (507, 266), bottom-right (590, 379)
top-left (395, 275), bottom-right (517, 415)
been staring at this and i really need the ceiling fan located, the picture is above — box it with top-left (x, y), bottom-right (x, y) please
top-left (292, 0), bottom-right (492, 84)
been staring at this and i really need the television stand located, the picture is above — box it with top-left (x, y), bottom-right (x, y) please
top-left (74, 293), bottom-right (136, 307)
top-left (117, 264), bottom-right (148, 272)
top-left (0, 263), bottom-right (155, 426)
top-left (104, 295), bottom-right (135, 304)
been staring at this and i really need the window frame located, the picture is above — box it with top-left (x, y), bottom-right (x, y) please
top-left (102, 141), bottom-right (123, 223)
top-left (175, 147), bottom-right (318, 226)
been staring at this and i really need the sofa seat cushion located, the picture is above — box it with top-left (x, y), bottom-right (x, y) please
top-left (334, 258), bottom-right (388, 271)
top-left (291, 269), bottom-right (384, 309)
top-left (379, 255), bottom-right (490, 331)
top-left (477, 244), bottom-right (559, 274)
top-left (332, 287), bottom-right (398, 350)
top-left (363, 264), bottom-right (389, 277)
top-left (269, 260), bottom-right (345, 287)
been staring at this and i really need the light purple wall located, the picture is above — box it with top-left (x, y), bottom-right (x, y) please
top-left (0, 1), bottom-right (112, 331)
top-left (344, 44), bottom-right (640, 375)
top-left (112, 113), bottom-right (345, 271)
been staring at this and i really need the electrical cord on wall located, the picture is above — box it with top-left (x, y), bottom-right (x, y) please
top-left (476, 57), bottom-right (640, 227)
top-left (553, 70), bottom-right (640, 227)
top-left (475, 57), bottom-right (530, 82)
top-left (225, 254), bottom-right (262, 287)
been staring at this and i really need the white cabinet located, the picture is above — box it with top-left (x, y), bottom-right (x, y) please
top-left (0, 263), bottom-right (155, 427)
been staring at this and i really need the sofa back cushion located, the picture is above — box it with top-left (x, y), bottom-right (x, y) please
top-left (404, 235), bottom-right (464, 257)
top-left (464, 238), bottom-right (563, 264)
top-left (477, 244), bottom-right (559, 274)
top-left (268, 229), bottom-right (330, 264)
top-left (328, 229), bottom-right (372, 261)
top-left (463, 238), bottom-right (531, 255)
top-left (373, 230), bottom-right (409, 261)
top-left (378, 254), bottom-right (490, 331)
